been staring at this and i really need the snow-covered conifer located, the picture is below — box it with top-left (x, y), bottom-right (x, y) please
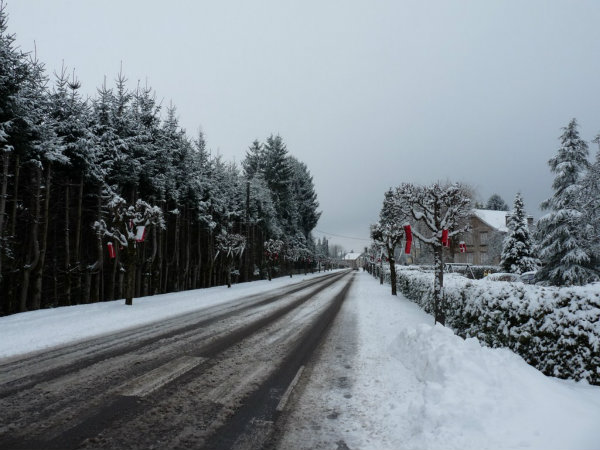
top-left (536, 119), bottom-right (599, 286)
top-left (582, 134), bottom-right (600, 260)
top-left (289, 156), bottom-right (320, 238)
top-left (500, 193), bottom-right (539, 274)
top-left (242, 140), bottom-right (264, 179)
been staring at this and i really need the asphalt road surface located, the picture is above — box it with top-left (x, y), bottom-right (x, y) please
top-left (0, 270), bottom-right (354, 450)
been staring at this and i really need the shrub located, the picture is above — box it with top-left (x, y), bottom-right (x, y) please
top-left (393, 267), bottom-right (600, 384)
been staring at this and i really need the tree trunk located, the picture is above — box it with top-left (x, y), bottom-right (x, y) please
top-left (124, 241), bottom-right (136, 305)
top-left (162, 218), bottom-right (170, 293)
top-left (208, 233), bottom-right (215, 288)
top-left (109, 245), bottom-right (119, 301)
top-left (0, 152), bottom-right (9, 285)
top-left (9, 154), bottom-right (20, 239)
top-left (433, 198), bottom-right (445, 326)
top-left (389, 248), bottom-right (397, 296)
top-left (64, 178), bottom-right (71, 305)
top-left (32, 163), bottom-right (52, 310)
top-left (152, 226), bottom-right (162, 295)
top-left (172, 211), bottom-right (180, 291)
top-left (7, 154), bottom-right (21, 311)
top-left (74, 175), bottom-right (84, 303)
top-left (433, 244), bottom-right (445, 325)
top-left (20, 167), bottom-right (42, 312)
top-left (182, 209), bottom-right (190, 290)
top-left (91, 187), bottom-right (103, 303)
top-left (194, 224), bottom-right (202, 289)
top-left (226, 261), bottom-right (232, 288)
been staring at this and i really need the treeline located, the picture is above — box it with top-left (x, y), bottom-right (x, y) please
top-left (0, 5), bottom-right (321, 315)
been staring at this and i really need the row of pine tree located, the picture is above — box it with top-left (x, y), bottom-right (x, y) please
top-left (0, 6), bottom-right (322, 315)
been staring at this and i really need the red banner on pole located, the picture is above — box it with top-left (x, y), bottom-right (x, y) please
top-left (441, 229), bottom-right (449, 247)
top-left (107, 242), bottom-right (116, 259)
top-left (403, 224), bottom-right (412, 241)
top-left (404, 223), bottom-right (412, 254)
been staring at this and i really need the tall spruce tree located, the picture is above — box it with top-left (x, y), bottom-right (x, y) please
top-left (582, 134), bottom-right (600, 260)
top-left (263, 134), bottom-right (294, 233)
top-left (500, 193), bottom-right (538, 274)
top-left (536, 119), bottom-right (599, 286)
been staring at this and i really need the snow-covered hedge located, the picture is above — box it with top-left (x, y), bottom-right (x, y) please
top-left (403, 264), bottom-right (500, 279)
top-left (394, 267), bottom-right (600, 384)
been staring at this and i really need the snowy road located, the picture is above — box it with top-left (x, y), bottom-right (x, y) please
top-left (274, 271), bottom-right (600, 450)
top-left (2, 270), bottom-right (600, 450)
top-left (0, 270), bottom-right (353, 450)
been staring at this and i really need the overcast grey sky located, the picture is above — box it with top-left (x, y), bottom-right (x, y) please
top-left (7, 1), bottom-right (600, 251)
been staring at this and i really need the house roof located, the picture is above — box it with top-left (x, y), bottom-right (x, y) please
top-left (472, 209), bottom-right (509, 232)
top-left (344, 252), bottom-right (363, 260)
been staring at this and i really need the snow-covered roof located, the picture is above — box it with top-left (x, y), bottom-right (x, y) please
top-left (472, 209), bottom-right (508, 232)
top-left (344, 252), bottom-right (363, 260)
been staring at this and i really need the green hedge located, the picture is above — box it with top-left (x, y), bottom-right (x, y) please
top-left (393, 268), bottom-right (600, 384)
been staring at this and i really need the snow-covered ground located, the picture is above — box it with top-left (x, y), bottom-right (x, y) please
top-left (0, 271), bottom-right (335, 359)
top-left (277, 271), bottom-right (600, 450)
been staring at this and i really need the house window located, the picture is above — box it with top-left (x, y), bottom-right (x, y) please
top-left (480, 251), bottom-right (488, 264)
top-left (480, 231), bottom-right (488, 244)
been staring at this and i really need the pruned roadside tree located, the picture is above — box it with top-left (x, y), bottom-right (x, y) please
top-left (501, 193), bottom-right (539, 274)
top-left (264, 238), bottom-right (283, 281)
top-left (215, 231), bottom-right (246, 288)
top-left (370, 189), bottom-right (407, 296)
top-left (94, 193), bottom-right (164, 305)
top-left (395, 182), bottom-right (471, 325)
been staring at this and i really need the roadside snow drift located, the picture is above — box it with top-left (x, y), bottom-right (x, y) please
top-left (0, 272), bottom-right (335, 359)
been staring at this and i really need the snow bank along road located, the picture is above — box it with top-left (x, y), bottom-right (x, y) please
top-left (0, 270), bottom-right (353, 450)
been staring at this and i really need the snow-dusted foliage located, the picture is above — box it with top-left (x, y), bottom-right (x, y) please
top-left (216, 232), bottom-right (246, 288)
top-left (264, 239), bottom-right (284, 260)
top-left (392, 267), bottom-right (600, 384)
top-left (485, 193), bottom-right (509, 211)
top-left (583, 134), bottom-right (600, 261)
top-left (94, 192), bottom-right (164, 305)
top-left (500, 193), bottom-right (539, 274)
top-left (94, 192), bottom-right (164, 248)
top-left (0, 8), bottom-right (321, 314)
top-left (242, 134), bottom-right (320, 240)
top-left (215, 232), bottom-right (246, 260)
top-left (536, 119), bottom-right (599, 286)
top-left (393, 182), bottom-right (472, 324)
top-left (263, 238), bottom-right (284, 280)
top-left (370, 189), bottom-right (407, 295)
